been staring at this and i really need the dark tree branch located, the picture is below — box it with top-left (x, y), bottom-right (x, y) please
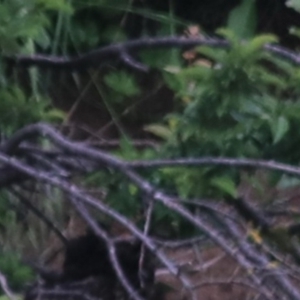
top-left (119, 51), bottom-right (149, 72)
top-left (0, 166), bottom-right (29, 187)
top-left (4, 36), bottom-right (300, 71)
top-left (4, 37), bottom-right (228, 70)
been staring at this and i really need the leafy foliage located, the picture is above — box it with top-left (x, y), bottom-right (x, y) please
top-left (79, 27), bottom-right (300, 237)
top-left (0, 86), bottom-right (63, 135)
top-left (2, 0), bottom-right (300, 296)
top-left (104, 71), bottom-right (141, 98)
top-left (0, 0), bottom-right (68, 135)
top-left (0, 252), bottom-right (34, 292)
top-left (139, 32), bottom-right (300, 201)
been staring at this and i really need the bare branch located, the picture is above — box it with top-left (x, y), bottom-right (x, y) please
top-left (126, 157), bottom-right (300, 177)
top-left (67, 197), bottom-right (145, 300)
top-left (0, 151), bottom-right (195, 298)
top-left (0, 270), bottom-right (16, 300)
top-left (0, 136), bottom-right (277, 298)
top-left (4, 36), bottom-right (300, 71)
top-left (3, 123), bottom-right (300, 298)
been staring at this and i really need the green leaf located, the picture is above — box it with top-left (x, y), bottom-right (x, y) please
top-left (104, 71), bottom-right (140, 97)
top-left (289, 26), bottom-right (300, 38)
top-left (211, 176), bottom-right (238, 198)
top-left (144, 124), bottom-right (172, 140)
top-left (227, 0), bottom-right (257, 39)
top-left (216, 28), bottom-right (238, 46)
top-left (44, 108), bottom-right (65, 121)
top-left (244, 35), bottom-right (278, 59)
top-left (129, 184), bottom-right (138, 196)
top-left (34, 28), bottom-right (51, 49)
top-left (286, 0), bottom-right (300, 12)
top-left (270, 116), bottom-right (289, 144)
top-left (196, 46), bottom-right (225, 62)
top-left (250, 34), bottom-right (277, 48)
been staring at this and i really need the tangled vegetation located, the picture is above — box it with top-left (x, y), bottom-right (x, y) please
top-left (2, 0), bottom-right (300, 299)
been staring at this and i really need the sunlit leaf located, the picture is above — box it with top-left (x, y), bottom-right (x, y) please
top-left (144, 124), bottom-right (172, 140)
top-left (129, 184), bottom-right (138, 196)
top-left (286, 0), bottom-right (300, 12)
top-left (44, 109), bottom-right (65, 121)
top-left (269, 116), bottom-right (289, 144)
top-left (210, 176), bottom-right (238, 198)
top-left (248, 228), bottom-right (263, 244)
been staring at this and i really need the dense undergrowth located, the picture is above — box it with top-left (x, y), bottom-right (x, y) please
top-left (1, 0), bottom-right (300, 295)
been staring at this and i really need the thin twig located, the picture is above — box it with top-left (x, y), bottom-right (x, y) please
top-left (0, 270), bottom-right (16, 300)
top-left (10, 188), bottom-right (68, 246)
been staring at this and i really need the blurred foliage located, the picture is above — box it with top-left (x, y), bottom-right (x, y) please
top-left (0, 0), bottom-right (69, 135)
top-left (2, 0), bottom-right (300, 294)
top-left (0, 252), bottom-right (34, 292)
top-left (227, 0), bottom-right (257, 38)
top-left (150, 31), bottom-right (300, 199)
top-left (0, 190), bottom-right (35, 289)
top-left (88, 27), bottom-right (300, 236)
top-left (0, 187), bottom-right (65, 294)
